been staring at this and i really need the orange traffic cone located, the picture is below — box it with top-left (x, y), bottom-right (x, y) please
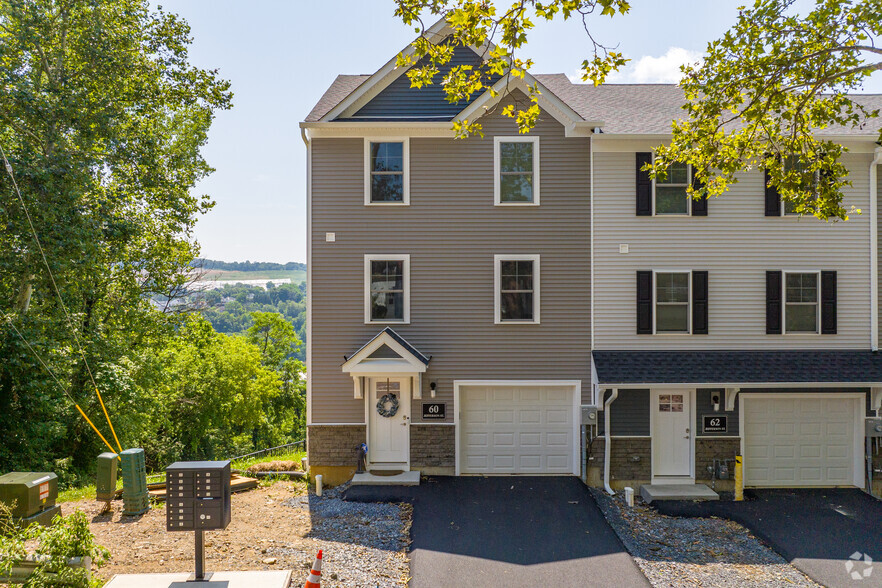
top-left (304, 549), bottom-right (322, 587)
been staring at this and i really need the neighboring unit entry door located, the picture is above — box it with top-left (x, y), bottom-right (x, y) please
top-left (368, 377), bottom-right (410, 467)
top-left (653, 390), bottom-right (692, 477)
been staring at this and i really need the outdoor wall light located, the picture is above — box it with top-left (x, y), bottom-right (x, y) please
top-left (712, 393), bottom-right (721, 412)
top-left (430, 381), bottom-right (437, 398)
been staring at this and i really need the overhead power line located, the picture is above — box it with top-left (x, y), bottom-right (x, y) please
top-left (1, 143), bottom-right (123, 453)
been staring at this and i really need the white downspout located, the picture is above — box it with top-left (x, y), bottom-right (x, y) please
top-left (603, 388), bottom-right (619, 495)
top-left (871, 147), bottom-right (882, 351)
top-left (590, 134), bottom-right (595, 351)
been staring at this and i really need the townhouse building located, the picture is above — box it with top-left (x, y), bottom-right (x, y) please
top-left (300, 20), bottom-right (882, 492)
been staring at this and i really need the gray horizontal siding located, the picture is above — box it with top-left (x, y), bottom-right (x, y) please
top-left (598, 389), bottom-right (650, 436)
top-left (311, 99), bottom-right (591, 424)
top-left (593, 150), bottom-right (873, 349)
top-left (351, 44), bottom-right (487, 120)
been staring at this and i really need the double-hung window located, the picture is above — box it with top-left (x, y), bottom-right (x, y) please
top-left (654, 160), bottom-right (691, 215)
top-left (784, 271), bottom-right (819, 333)
top-left (364, 139), bottom-right (409, 205)
top-left (494, 136), bottom-right (539, 205)
top-left (655, 272), bottom-right (690, 333)
top-left (494, 254), bottom-right (540, 324)
top-left (364, 254), bottom-right (410, 323)
top-left (782, 157), bottom-right (818, 216)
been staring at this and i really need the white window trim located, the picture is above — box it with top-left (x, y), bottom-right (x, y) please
top-left (653, 270), bottom-right (692, 335)
top-left (782, 270), bottom-right (821, 335)
top-left (652, 153), bottom-right (691, 216)
top-left (494, 254), bottom-right (541, 324)
top-left (364, 254), bottom-right (410, 324)
top-left (364, 138), bottom-right (410, 206)
top-left (781, 159), bottom-right (820, 217)
top-left (494, 136), bottom-right (540, 206)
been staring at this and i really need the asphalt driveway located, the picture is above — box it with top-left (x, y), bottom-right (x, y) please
top-left (345, 476), bottom-right (649, 588)
top-left (655, 488), bottom-right (882, 588)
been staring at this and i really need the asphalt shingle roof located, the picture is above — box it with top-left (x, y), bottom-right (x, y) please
top-left (592, 350), bottom-right (882, 385)
top-left (306, 71), bottom-right (882, 136)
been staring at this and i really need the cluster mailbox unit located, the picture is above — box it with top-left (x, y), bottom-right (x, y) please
top-left (165, 461), bottom-right (231, 581)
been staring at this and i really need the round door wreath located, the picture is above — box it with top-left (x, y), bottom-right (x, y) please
top-left (376, 393), bottom-right (400, 417)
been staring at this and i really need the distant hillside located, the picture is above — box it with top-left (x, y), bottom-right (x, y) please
top-left (194, 258), bottom-right (306, 272)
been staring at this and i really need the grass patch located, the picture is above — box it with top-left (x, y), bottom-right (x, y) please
top-left (55, 450), bottom-right (306, 503)
top-left (231, 449), bottom-right (306, 473)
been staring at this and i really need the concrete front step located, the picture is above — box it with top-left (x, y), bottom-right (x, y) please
top-left (640, 483), bottom-right (719, 504)
top-left (351, 470), bottom-right (420, 486)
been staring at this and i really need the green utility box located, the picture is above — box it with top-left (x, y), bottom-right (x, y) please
top-left (96, 452), bottom-right (118, 502)
top-left (119, 448), bottom-right (149, 516)
top-left (0, 472), bottom-right (59, 526)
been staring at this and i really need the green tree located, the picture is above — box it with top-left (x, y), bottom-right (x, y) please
top-left (147, 316), bottom-right (283, 462)
top-left (653, 0), bottom-right (881, 220)
top-left (392, 0), bottom-right (880, 217)
top-left (0, 0), bottom-right (231, 475)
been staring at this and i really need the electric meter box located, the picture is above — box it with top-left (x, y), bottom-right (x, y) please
top-left (96, 452), bottom-right (119, 502)
top-left (581, 405), bottom-right (598, 425)
top-left (0, 472), bottom-right (58, 518)
top-left (866, 418), bottom-right (882, 438)
top-left (165, 461), bottom-right (231, 532)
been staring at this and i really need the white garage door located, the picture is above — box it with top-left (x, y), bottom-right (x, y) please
top-left (742, 394), bottom-right (863, 487)
top-left (459, 384), bottom-right (576, 474)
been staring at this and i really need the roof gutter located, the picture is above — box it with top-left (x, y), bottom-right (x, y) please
top-left (596, 381), bottom-right (882, 388)
top-left (603, 388), bottom-right (618, 496)
top-left (871, 146), bottom-right (882, 352)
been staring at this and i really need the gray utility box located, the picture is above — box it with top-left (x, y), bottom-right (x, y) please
top-left (165, 461), bottom-right (231, 532)
top-left (866, 418), bottom-right (882, 438)
top-left (96, 452), bottom-right (118, 502)
top-left (581, 405), bottom-right (598, 425)
top-left (0, 472), bottom-right (58, 518)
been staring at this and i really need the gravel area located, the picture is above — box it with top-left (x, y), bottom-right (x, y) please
top-left (64, 479), bottom-right (410, 588)
top-left (589, 488), bottom-right (819, 587)
top-left (283, 482), bottom-right (411, 587)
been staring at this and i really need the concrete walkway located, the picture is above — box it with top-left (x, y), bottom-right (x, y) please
top-left (655, 488), bottom-right (882, 588)
top-left (345, 476), bottom-right (649, 588)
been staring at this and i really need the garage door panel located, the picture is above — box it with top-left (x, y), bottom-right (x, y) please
top-left (743, 395), bottom-right (859, 487)
top-left (519, 410), bottom-right (541, 424)
top-left (460, 384), bottom-right (575, 474)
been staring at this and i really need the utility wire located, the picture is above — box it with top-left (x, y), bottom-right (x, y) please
top-left (1, 311), bottom-right (118, 456)
top-left (1, 143), bottom-right (123, 453)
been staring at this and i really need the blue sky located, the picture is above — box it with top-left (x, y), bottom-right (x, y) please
top-left (159, 0), bottom-right (882, 264)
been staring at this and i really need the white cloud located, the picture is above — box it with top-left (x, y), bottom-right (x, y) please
top-left (568, 47), bottom-right (703, 84)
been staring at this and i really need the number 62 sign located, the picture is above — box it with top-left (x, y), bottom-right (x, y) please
top-left (702, 414), bottom-right (728, 433)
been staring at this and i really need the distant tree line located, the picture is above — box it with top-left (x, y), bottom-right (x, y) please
top-left (198, 282), bottom-right (306, 362)
top-left (194, 258), bottom-right (306, 272)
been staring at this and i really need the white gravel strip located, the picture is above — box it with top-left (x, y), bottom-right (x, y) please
top-left (590, 488), bottom-right (819, 588)
top-left (281, 483), bottom-right (410, 587)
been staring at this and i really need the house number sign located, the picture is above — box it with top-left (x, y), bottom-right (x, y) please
top-left (702, 415), bottom-right (728, 433)
top-left (422, 403), bottom-right (446, 419)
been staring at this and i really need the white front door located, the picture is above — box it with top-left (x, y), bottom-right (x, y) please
top-left (652, 390), bottom-right (693, 479)
top-left (367, 377), bottom-right (411, 469)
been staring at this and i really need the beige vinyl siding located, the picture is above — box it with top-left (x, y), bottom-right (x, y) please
top-left (310, 105), bottom-right (591, 424)
top-left (878, 164), bottom-right (882, 344)
top-left (594, 149), bottom-right (873, 350)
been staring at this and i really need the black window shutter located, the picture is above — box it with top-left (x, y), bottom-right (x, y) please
top-left (637, 271), bottom-right (653, 334)
top-left (821, 271), bottom-right (837, 334)
top-left (636, 153), bottom-right (652, 216)
top-left (764, 170), bottom-right (781, 216)
top-left (692, 271), bottom-right (709, 334)
top-left (766, 270), bottom-right (782, 334)
top-left (691, 170), bottom-right (708, 216)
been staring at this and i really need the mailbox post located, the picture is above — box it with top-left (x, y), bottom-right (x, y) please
top-left (165, 461), bottom-right (232, 582)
